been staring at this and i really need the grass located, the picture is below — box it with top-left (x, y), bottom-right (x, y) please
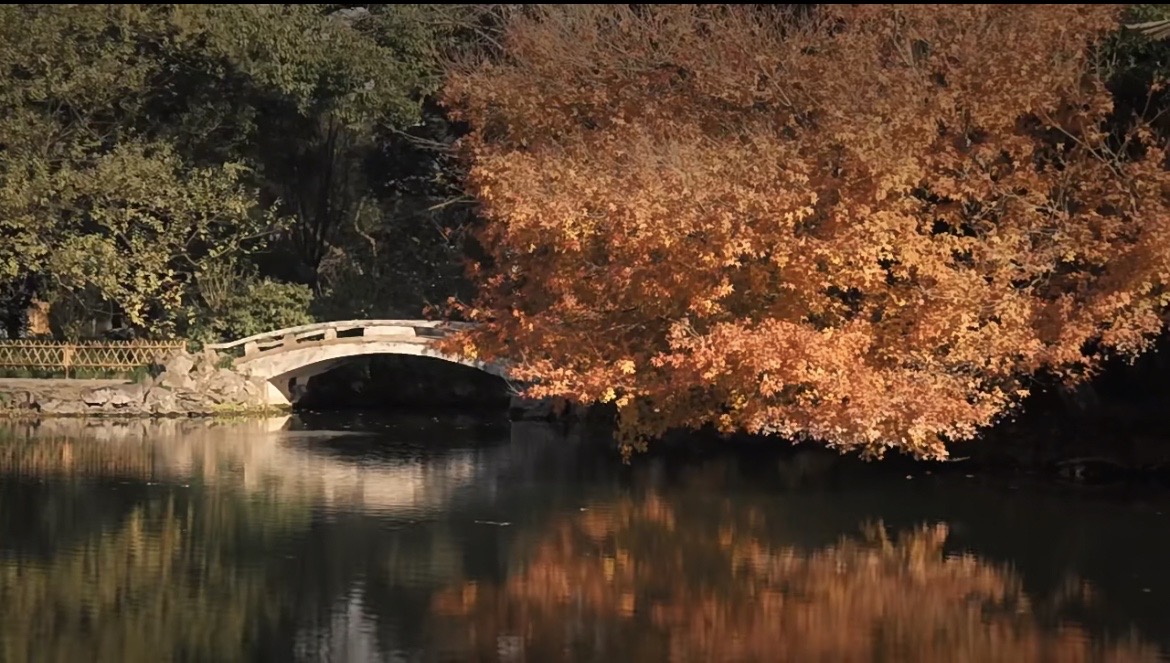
top-left (207, 404), bottom-right (293, 421)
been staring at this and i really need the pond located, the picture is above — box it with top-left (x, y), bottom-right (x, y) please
top-left (0, 412), bottom-right (1168, 662)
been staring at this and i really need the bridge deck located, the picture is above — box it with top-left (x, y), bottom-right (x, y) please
top-left (234, 335), bottom-right (431, 361)
top-left (208, 319), bottom-right (471, 358)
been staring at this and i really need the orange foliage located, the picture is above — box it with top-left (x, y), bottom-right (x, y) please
top-left (428, 490), bottom-right (1159, 662)
top-left (442, 5), bottom-right (1170, 457)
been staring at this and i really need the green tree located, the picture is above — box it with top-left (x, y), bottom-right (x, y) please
top-left (312, 102), bottom-right (480, 320)
top-left (0, 4), bottom-right (463, 339)
top-left (188, 258), bottom-right (315, 343)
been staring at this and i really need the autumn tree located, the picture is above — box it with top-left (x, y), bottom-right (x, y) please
top-left (442, 5), bottom-right (1170, 458)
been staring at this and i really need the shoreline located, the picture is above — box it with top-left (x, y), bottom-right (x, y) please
top-left (4, 378), bottom-right (1170, 486)
top-left (0, 404), bottom-right (290, 421)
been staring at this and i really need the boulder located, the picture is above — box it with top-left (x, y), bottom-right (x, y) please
top-left (76, 384), bottom-right (148, 412)
top-left (180, 397), bottom-right (214, 416)
top-left (38, 398), bottom-right (88, 415)
top-left (144, 387), bottom-right (182, 416)
top-left (242, 379), bottom-right (259, 397)
top-left (213, 366), bottom-right (244, 385)
top-left (160, 351), bottom-right (195, 378)
top-left (158, 370), bottom-right (197, 392)
top-left (82, 388), bottom-right (117, 407)
top-left (201, 368), bottom-right (249, 404)
top-left (120, 383), bottom-right (149, 406)
top-left (0, 390), bottom-right (37, 411)
top-left (192, 348), bottom-right (222, 378)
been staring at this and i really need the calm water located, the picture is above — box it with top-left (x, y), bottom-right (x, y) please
top-left (0, 413), bottom-right (1169, 663)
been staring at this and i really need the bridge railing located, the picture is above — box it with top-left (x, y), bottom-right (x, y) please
top-left (206, 320), bottom-right (475, 358)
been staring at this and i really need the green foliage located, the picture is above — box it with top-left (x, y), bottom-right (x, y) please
top-left (34, 145), bottom-right (277, 335)
top-left (212, 278), bottom-right (315, 342)
top-left (0, 4), bottom-right (461, 338)
top-left (311, 104), bottom-right (479, 319)
top-left (187, 259), bottom-right (315, 343)
top-left (169, 5), bottom-right (438, 128)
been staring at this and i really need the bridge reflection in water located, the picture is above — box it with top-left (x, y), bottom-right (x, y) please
top-left (0, 417), bottom-right (1167, 662)
top-left (0, 415), bottom-right (581, 516)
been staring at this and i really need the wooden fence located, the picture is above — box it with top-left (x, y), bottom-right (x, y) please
top-left (0, 340), bottom-right (186, 376)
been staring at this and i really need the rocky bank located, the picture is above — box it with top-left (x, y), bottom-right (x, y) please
top-left (0, 348), bottom-right (586, 422)
top-left (0, 348), bottom-right (276, 418)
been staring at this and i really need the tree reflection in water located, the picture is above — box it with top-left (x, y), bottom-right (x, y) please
top-left (0, 419), bottom-right (1165, 662)
top-left (431, 490), bottom-right (1160, 662)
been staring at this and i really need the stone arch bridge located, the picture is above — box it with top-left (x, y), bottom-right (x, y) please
top-left (206, 320), bottom-right (508, 406)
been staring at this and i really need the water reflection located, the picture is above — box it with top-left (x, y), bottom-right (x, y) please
top-left (0, 416), bottom-right (1166, 662)
top-left (430, 500), bottom-right (1157, 662)
top-left (0, 416), bottom-right (509, 517)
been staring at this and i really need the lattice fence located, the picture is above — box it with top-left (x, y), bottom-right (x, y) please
top-left (0, 340), bottom-right (186, 376)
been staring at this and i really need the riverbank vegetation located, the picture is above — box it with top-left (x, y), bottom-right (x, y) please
top-left (3, 5), bottom-right (1170, 459)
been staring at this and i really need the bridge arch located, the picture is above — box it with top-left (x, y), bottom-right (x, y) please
top-left (206, 320), bottom-right (507, 406)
